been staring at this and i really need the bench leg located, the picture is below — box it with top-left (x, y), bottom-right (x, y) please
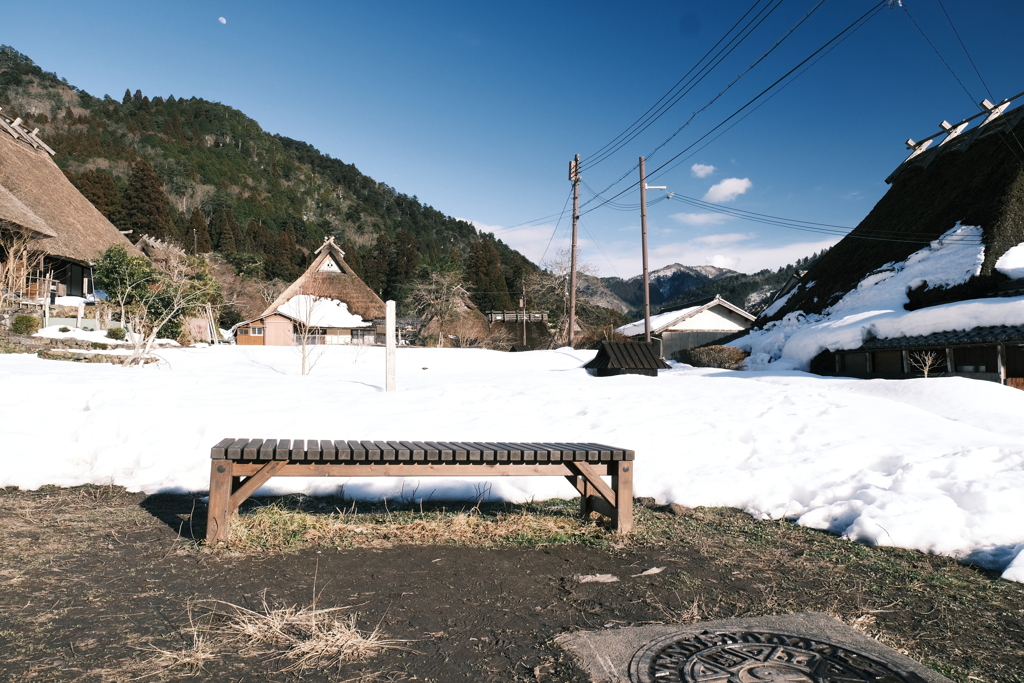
top-left (612, 461), bottom-right (633, 535)
top-left (207, 460), bottom-right (234, 543)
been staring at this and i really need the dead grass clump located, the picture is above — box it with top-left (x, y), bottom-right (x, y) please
top-left (143, 594), bottom-right (403, 677)
top-left (226, 500), bottom-right (609, 551)
top-left (673, 345), bottom-right (748, 368)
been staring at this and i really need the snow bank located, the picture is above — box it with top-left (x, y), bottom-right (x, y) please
top-left (996, 242), bottom-right (1024, 280)
top-left (276, 295), bottom-right (370, 328)
top-left (734, 224), bottom-right (1024, 369)
top-left (1, 345), bottom-right (1023, 581)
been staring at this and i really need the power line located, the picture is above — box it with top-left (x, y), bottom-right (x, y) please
top-left (901, 2), bottom-right (975, 107)
top-left (937, 0), bottom-right (992, 100)
top-left (579, 0), bottom-right (784, 173)
top-left (581, 1), bottom-right (888, 217)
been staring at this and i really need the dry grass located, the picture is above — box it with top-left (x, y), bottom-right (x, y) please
top-left (142, 593), bottom-right (406, 678)
top-left (226, 498), bottom-right (610, 551)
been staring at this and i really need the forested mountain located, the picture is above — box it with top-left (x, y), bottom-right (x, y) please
top-left (600, 263), bottom-right (737, 314)
top-left (655, 251), bottom-right (827, 315)
top-left (0, 46), bottom-right (530, 313)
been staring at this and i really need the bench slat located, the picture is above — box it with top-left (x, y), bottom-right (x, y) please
top-left (400, 441), bottom-right (428, 462)
top-left (275, 439), bottom-right (291, 460)
top-left (320, 440), bottom-right (337, 461)
top-left (419, 441), bottom-right (446, 461)
top-left (435, 441), bottom-right (467, 462)
top-left (360, 440), bottom-right (381, 461)
top-left (211, 437), bottom-right (235, 460)
top-left (376, 440), bottom-right (396, 462)
top-left (243, 439), bottom-right (263, 460)
top-left (307, 439), bottom-right (321, 461)
top-left (334, 440), bottom-right (352, 461)
top-left (290, 439), bottom-right (306, 461)
top-left (348, 440), bottom-right (366, 461)
top-left (227, 438), bottom-right (249, 460)
top-left (260, 439), bottom-right (278, 460)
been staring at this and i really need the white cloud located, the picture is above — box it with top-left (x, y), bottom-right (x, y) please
top-left (691, 163), bottom-right (716, 178)
top-left (707, 254), bottom-right (740, 269)
top-left (670, 212), bottom-right (729, 226)
top-left (218, 17), bottom-right (227, 24)
top-left (460, 218), bottom-right (590, 268)
top-left (691, 233), bottom-right (756, 247)
top-left (703, 177), bottom-right (752, 203)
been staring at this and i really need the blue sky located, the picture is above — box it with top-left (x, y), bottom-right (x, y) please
top-left (6, 1), bottom-right (1024, 276)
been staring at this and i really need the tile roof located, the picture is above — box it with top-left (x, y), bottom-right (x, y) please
top-left (859, 324), bottom-right (1024, 350)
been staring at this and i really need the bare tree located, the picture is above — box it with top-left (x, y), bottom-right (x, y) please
top-left (411, 271), bottom-right (467, 347)
top-left (525, 250), bottom-right (596, 348)
top-left (115, 251), bottom-right (219, 367)
top-left (908, 350), bottom-right (944, 378)
top-left (286, 287), bottom-right (330, 376)
top-left (0, 225), bottom-right (47, 311)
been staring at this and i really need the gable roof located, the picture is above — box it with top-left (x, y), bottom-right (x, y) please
top-left (583, 341), bottom-right (671, 373)
top-left (615, 295), bottom-right (754, 337)
top-left (762, 100), bottom-right (1024, 323)
top-left (0, 109), bottom-right (139, 264)
top-left (261, 236), bottom-right (386, 321)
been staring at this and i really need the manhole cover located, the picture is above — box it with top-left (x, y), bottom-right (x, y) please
top-left (629, 630), bottom-right (923, 683)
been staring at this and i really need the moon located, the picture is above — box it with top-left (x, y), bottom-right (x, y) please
top-left (218, 17), bottom-right (227, 24)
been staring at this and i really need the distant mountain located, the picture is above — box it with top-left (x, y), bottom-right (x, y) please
top-left (599, 263), bottom-right (736, 314)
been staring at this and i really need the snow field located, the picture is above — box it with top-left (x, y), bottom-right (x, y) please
top-left (1, 343), bottom-right (1022, 581)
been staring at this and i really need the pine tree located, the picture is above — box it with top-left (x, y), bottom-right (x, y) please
top-left (122, 88), bottom-right (131, 105)
top-left (209, 208), bottom-right (237, 253)
top-left (122, 159), bottom-right (177, 243)
top-left (189, 208), bottom-right (213, 254)
top-left (64, 168), bottom-right (123, 228)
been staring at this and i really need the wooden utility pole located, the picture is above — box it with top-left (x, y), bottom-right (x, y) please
top-left (638, 157), bottom-right (666, 345)
top-left (521, 283), bottom-right (527, 345)
top-left (568, 155), bottom-right (580, 348)
top-left (638, 157), bottom-right (651, 343)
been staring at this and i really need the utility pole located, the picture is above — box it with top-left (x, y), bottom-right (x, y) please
top-left (521, 282), bottom-right (527, 346)
top-left (638, 157), bottom-right (665, 344)
top-left (568, 154), bottom-right (580, 347)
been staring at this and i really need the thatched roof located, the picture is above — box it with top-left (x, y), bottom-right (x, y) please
top-left (0, 112), bottom-right (138, 264)
top-left (763, 102), bottom-right (1024, 322)
top-left (262, 236), bottom-right (386, 321)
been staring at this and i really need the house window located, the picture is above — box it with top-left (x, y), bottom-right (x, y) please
top-left (251, 326), bottom-right (264, 336)
top-left (237, 328), bottom-right (249, 336)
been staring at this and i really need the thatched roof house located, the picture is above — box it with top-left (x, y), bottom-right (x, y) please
top-left (763, 99), bottom-right (1024, 322)
top-left (744, 97), bottom-right (1024, 388)
top-left (0, 107), bottom-right (137, 298)
top-left (234, 237), bottom-right (385, 346)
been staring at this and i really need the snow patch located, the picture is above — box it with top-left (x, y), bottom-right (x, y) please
top-left (995, 242), bottom-right (1024, 280)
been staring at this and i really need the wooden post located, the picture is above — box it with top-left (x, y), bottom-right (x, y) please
top-left (569, 155), bottom-right (580, 348)
top-left (207, 460), bottom-right (234, 543)
top-left (998, 344), bottom-right (1006, 384)
top-left (639, 157), bottom-right (651, 343)
top-left (385, 300), bottom-right (396, 391)
top-left (613, 460), bottom-right (634, 535)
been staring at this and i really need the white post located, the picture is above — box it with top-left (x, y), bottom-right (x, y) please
top-left (385, 300), bottom-right (396, 392)
top-left (77, 301), bottom-right (84, 329)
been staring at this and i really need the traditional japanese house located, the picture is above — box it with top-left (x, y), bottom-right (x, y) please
top-left (234, 237), bottom-right (385, 346)
top-left (614, 295), bottom-right (755, 359)
top-left (0, 107), bottom-right (138, 301)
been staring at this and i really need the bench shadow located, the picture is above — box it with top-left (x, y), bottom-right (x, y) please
top-left (139, 493), bottom-right (208, 541)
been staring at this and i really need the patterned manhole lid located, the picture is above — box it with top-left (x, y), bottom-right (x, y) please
top-left (629, 630), bottom-right (924, 683)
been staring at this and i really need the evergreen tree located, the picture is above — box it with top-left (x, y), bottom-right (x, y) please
top-left (123, 159), bottom-right (177, 243)
top-left (209, 208), bottom-right (238, 253)
top-left (64, 168), bottom-right (123, 228)
top-left (188, 208), bottom-right (212, 254)
top-left (122, 88), bottom-right (131, 105)
top-left (466, 240), bottom-right (513, 311)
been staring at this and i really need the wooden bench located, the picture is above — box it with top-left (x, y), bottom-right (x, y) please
top-left (206, 439), bottom-right (635, 543)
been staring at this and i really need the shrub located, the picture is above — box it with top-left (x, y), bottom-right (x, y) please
top-left (11, 315), bottom-right (40, 335)
top-left (59, 326), bottom-right (71, 333)
top-left (105, 327), bottom-right (127, 341)
top-left (673, 345), bottom-right (749, 369)
top-left (89, 342), bottom-right (109, 350)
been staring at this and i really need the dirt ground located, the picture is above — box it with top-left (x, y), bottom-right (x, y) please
top-left (2, 486), bottom-right (1023, 683)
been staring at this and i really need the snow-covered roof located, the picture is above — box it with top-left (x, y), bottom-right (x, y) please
top-left (232, 296), bottom-right (371, 332)
top-left (615, 295), bottom-right (754, 338)
top-left (736, 224), bottom-right (1024, 369)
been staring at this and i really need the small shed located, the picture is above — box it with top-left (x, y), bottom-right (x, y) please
top-left (614, 295), bottom-right (755, 360)
top-left (584, 341), bottom-right (670, 377)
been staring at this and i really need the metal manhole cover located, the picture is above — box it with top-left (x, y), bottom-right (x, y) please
top-left (629, 630), bottom-right (923, 683)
